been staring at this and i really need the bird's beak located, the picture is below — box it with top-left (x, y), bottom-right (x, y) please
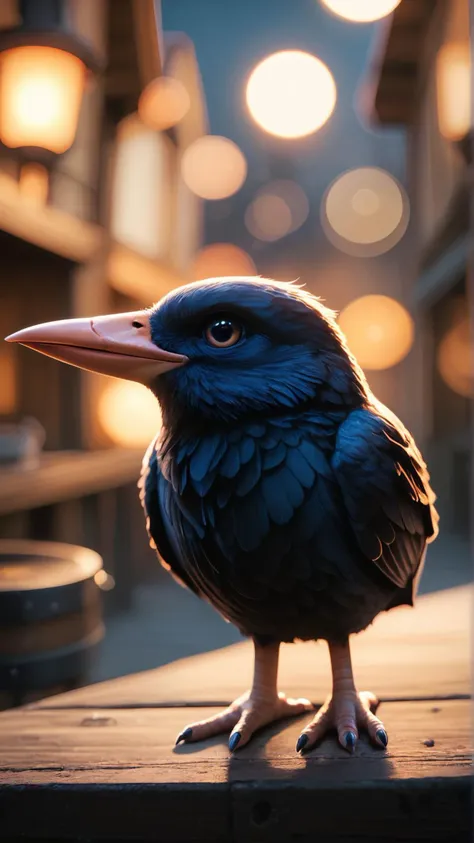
top-left (5, 311), bottom-right (187, 384)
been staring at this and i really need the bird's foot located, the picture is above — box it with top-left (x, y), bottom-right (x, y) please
top-left (175, 691), bottom-right (313, 752)
top-left (296, 690), bottom-right (387, 754)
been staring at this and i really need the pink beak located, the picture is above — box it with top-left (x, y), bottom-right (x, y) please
top-left (5, 310), bottom-right (187, 384)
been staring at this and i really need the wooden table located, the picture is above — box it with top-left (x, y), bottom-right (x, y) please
top-left (0, 586), bottom-right (471, 842)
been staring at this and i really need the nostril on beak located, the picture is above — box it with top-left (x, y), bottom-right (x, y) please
top-left (132, 321), bottom-right (144, 329)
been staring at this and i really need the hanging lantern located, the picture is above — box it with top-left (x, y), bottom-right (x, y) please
top-left (0, 0), bottom-right (100, 162)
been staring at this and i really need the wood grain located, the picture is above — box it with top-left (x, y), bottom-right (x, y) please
top-left (0, 586), bottom-right (471, 841)
top-left (0, 701), bottom-right (470, 783)
top-left (35, 586), bottom-right (471, 709)
top-left (0, 702), bottom-right (470, 840)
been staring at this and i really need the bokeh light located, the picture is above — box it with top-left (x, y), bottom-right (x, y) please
top-left (138, 76), bottom-right (190, 131)
top-left (181, 135), bottom-right (247, 200)
top-left (246, 50), bottom-right (336, 138)
top-left (322, 167), bottom-right (409, 256)
top-left (339, 295), bottom-right (414, 370)
top-left (320, 0), bottom-right (402, 23)
top-left (437, 319), bottom-right (473, 398)
top-left (245, 180), bottom-right (309, 241)
top-left (245, 194), bottom-right (292, 241)
top-left (436, 44), bottom-right (471, 141)
top-left (98, 381), bottom-right (162, 448)
top-left (191, 243), bottom-right (256, 279)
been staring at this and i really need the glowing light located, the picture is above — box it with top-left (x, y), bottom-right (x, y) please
top-left (0, 46), bottom-right (86, 153)
top-left (94, 570), bottom-right (115, 591)
top-left (246, 50), bottom-right (336, 139)
top-left (181, 135), bottom-right (247, 200)
top-left (18, 163), bottom-right (49, 205)
top-left (339, 295), bottom-right (414, 370)
top-left (245, 180), bottom-right (309, 241)
top-left (436, 43), bottom-right (471, 141)
top-left (111, 116), bottom-right (172, 259)
top-left (322, 167), bottom-right (409, 256)
top-left (0, 349), bottom-right (16, 413)
top-left (437, 319), bottom-right (473, 397)
top-left (98, 381), bottom-right (162, 448)
top-left (245, 194), bottom-right (292, 241)
top-left (191, 243), bottom-right (256, 280)
top-left (138, 76), bottom-right (190, 131)
top-left (320, 0), bottom-right (402, 23)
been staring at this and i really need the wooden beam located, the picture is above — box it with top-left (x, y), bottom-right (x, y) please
top-left (132, 0), bottom-right (163, 87)
top-left (107, 243), bottom-right (184, 304)
top-left (0, 449), bottom-right (143, 516)
top-left (366, 0), bottom-right (437, 125)
top-left (0, 173), bottom-right (103, 262)
top-left (414, 235), bottom-right (468, 307)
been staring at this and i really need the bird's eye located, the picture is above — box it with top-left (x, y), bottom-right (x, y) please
top-left (205, 318), bottom-right (242, 348)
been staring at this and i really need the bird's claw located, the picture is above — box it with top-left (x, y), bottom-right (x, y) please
top-left (296, 690), bottom-right (387, 754)
top-left (174, 690), bottom-right (313, 752)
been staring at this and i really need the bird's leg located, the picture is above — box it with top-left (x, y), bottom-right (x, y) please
top-left (296, 639), bottom-right (388, 754)
top-left (175, 641), bottom-right (312, 751)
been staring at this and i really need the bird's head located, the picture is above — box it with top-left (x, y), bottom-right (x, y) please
top-left (6, 277), bottom-right (368, 429)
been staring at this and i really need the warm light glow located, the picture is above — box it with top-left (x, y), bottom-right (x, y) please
top-left (245, 180), bottom-right (309, 241)
top-left (111, 116), bottom-right (172, 259)
top-left (181, 135), bottom-right (247, 200)
top-left (437, 319), bottom-right (473, 398)
top-left (245, 194), bottom-right (292, 241)
top-left (323, 167), bottom-right (409, 256)
top-left (98, 381), bottom-right (162, 448)
top-left (0, 46), bottom-right (86, 153)
top-left (18, 163), bottom-right (49, 205)
top-left (246, 50), bottom-right (336, 138)
top-left (191, 243), bottom-right (256, 280)
top-left (0, 349), bottom-right (16, 414)
top-left (339, 295), bottom-right (414, 370)
top-left (138, 76), bottom-right (190, 131)
top-left (320, 0), bottom-right (402, 23)
top-left (436, 43), bottom-right (471, 141)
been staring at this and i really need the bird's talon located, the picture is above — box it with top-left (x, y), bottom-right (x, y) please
top-left (175, 727), bottom-right (193, 745)
top-left (343, 731), bottom-right (357, 752)
top-left (376, 728), bottom-right (388, 748)
top-left (228, 731), bottom-right (241, 752)
top-left (296, 733), bottom-right (309, 753)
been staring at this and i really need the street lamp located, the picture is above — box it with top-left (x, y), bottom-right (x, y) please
top-left (0, 0), bottom-right (100, 162)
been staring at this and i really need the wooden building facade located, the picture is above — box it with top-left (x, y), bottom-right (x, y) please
top-left (0, 0), bottom-right (206, 605)
top-left (370, 0), bottom-right (472, 538)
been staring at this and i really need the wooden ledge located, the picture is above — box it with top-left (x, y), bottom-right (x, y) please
top-left (0, 448), bottom-right (144, 515)
top-left (0, 586), bottom-right (471, 840)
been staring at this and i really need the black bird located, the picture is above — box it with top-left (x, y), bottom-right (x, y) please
top-left (6, 277), bottom-right (438, 753)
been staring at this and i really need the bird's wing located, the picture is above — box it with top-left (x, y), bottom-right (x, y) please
top-left (332, 407), bottom-right (438, 589)
top-left (138, 438), bottom-right (202, 596)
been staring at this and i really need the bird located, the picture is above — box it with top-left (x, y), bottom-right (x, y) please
top-left (6, 277), bottom-right (438, 755)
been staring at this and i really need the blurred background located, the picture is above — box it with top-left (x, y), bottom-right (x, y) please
top-left (0, 0), bottom-right (471, 706)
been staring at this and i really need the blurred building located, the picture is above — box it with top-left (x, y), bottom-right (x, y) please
top-left (0, 0), bottom-right (206, 603)
top-left (371, 0), bottom-right (472, 538)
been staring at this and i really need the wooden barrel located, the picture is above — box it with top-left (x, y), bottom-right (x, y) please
top-left (0, 540), bottom-right (105, 702)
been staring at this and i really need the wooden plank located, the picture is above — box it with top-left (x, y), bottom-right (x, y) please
top-left (368, 0), bottom-right (436, 125)
top-left (132, 0), bottom-right (163, 86)
top-left (0, 449), bottom-right (143, 516)
top-left (0, 702), bottom-right (470, 840)
top-left (0, 701), bottom-right (470, 782)
top-left (0, 173), bottom-right (103, 262)
top-left (34, 587), bottom-right (470, 709)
